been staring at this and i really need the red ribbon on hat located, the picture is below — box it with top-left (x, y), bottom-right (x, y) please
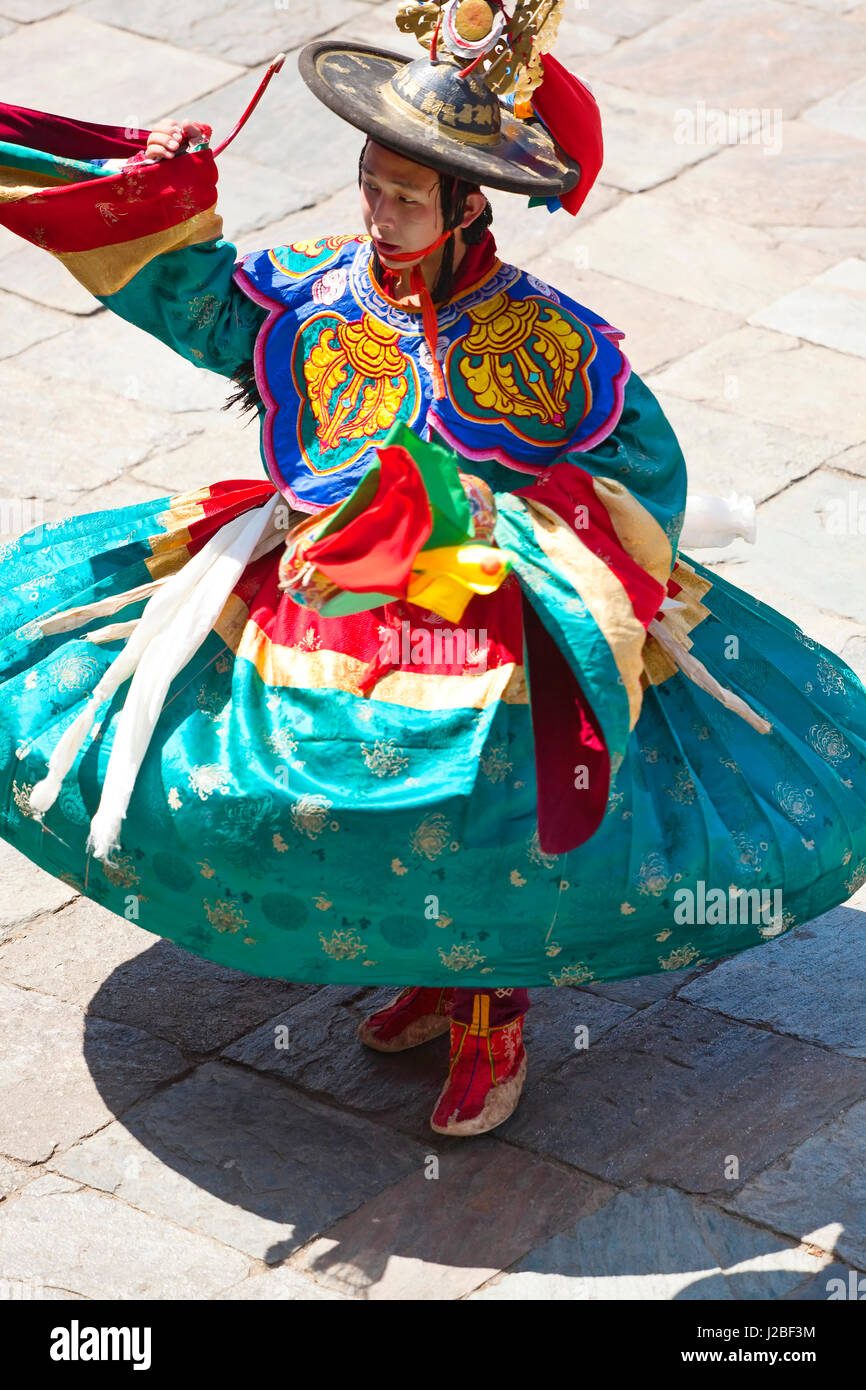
top-left (527, 52), bottom-right (603, 216)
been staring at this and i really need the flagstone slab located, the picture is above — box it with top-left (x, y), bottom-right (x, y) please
top-left (468, 1184), bottom-right (826, 1300)
top-left (0, 980), bottom-right (188, 1162)
top-left (51, 1061), bottom-right (427, 1263)
top-left (0, 244), bottom-right (103, 315)
top-left (804, 73), bottom-right (866, 143)
top-left (686, 466), bottom-right (866, 625)
top-left (679, 897), bottom-right (866, 1056)
top-left (0, 290), bottom-right (71, 359)
top-left (781, 0), bottom-right (863, 12)
top-left (12, 310), bottom-right (236, 416)
top-left (504, 1000), bottom-right (866, 1195)
top-left (768, 225), bottom-right (866, 260)
top-left (0, 2), bottom-right (71, 18)
top-left (654, 392), bottom-right (843, 502)
top-left (183, 150), bottom-right (313, 240)
top-left (290, 1139), bottom-right (614, 1299)
top-left (828, 441), bottom-right (866, 478)
top-left (0, 1173), bottom-right (251, 1299)
top-left (34, 476), bottom-right (173, 532)
top-left (216, 1266), bottom-right (347, 1300)
top-left (647, 326), bottom-right (866, 446)
top-left (223, 985), bottom-right (456, 1134)
top-left (330, 3), bottom-right (418, 55)
top-left (750, 258), bottom-right (866, 359)
top-left (522, 987), bottom-right (635, 1077)
top-left (236, 181), bottom-right (367, 255)
top-left (0, 1154), bottom-right (33, 1201)
top-left (584, 0), bottom-right (866, 114)
top-left (543, 17), bottom-right (618, 59)
top-left (0, 836), bottom-right (77, 936)
top-left (223, 983), bottom-right (633, 1135)
top-left (131, 411), bottom-right (263, 493)
top-left (785, 1262), bottom-right (866, 1301)
top-left (179, 57), bottom-right (365, 201)
top-left (0, 13), bottom-right (245, 123)
top-left (654, 120), bottom-right (866, 234)
top-left (588, 79), bottom-right (720, 193)
top-left (2, 475), bottom-right (168, 544)
top-left (0, 895), bottom-right (313, 1053)
top-left (1, 361), bottom-right (199, 499)
top-left (132, 429), bottom-right (261, 495)
top-left (578, 965), bottom-right (704, 1010)
top-left (565, 0), bottom-right (683, 39)
top-left (547, 194), bottom-right (831, 316)
top-left (79, 0), bottom-right (366, 67)
top-left (721, 1099), bottom-right (866, 1271)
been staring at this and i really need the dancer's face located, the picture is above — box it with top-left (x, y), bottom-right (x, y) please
top-left (359, 140), bottom-right (446, 270)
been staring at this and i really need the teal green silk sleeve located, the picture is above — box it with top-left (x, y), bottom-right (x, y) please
top-left (94, 235), bottom-right (268, 380)
top-left (568, 370), bottom-right (688, 561)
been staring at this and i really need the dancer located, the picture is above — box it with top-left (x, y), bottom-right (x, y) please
top-left (1, 1), bottom-right (864, 1137)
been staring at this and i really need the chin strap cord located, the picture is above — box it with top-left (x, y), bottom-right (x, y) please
top-left (385, 228), bottom-right (455, 401)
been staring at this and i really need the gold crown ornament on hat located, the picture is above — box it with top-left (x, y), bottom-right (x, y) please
top-left (298, 0), bottom-right (580, 197)
top-left (396, 0), bottom-right (564, 107)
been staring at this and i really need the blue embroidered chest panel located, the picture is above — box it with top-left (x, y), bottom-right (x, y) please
top-left (233, 234), bottom-right (631, 511)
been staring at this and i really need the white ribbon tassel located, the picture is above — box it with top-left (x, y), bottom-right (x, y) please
top-left (680, 492), bottom-right (756, 548)
top-left (647, 617), bottom-right (772, 734)
top-left (29, 495), bottom-right (282, 863)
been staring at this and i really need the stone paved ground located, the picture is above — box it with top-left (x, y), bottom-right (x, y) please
top-left (0, 0), bottom-right (865, 1301)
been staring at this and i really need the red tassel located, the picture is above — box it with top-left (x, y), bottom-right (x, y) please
top-left (530, 53), bottom-right (604, 217)
top-left (410, 265), bottom-right (447, 400)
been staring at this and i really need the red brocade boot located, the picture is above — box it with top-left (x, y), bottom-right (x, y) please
top-left (430, 993), bottom-right (527, 1136)
top-left (357, 986), bottom-right (454, 1052)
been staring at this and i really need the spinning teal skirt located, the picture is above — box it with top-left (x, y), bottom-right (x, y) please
top-left (1, 471), bottom-right (864, 989)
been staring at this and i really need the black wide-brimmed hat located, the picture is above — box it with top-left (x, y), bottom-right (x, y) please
top-left (298, 39), bottom-right (581, 198)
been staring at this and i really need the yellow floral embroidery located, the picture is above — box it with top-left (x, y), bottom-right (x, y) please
top-left (319, 928), bottom-right (367, 960)
top-left (636, 852), bottom-right (670, 897)
top-left (410, 812), bottom-right (452, 860)
top-left (304, 314), bottom-right (409, 452)
top-left (807, 723), bottom-right (851, 766)
top-left (526, 826), bottom-right (558, 869)
top-left (457, 292), bottom-right (585, 426)
top-left (188, 765), bottom-right (232, 800)
top-left (360, 739), bottom-right (410, 777)
top-left (54, 653), bottom-right (101, 693)
top-left (203, 898), bottom-right (249, 934)
top-left (100, 853), bottom-right (140, 890)
top-left (549, 962), bottom-right (595, 986)
top-left (438, 942), bottom-right (485, 971)
top-left (291, 794), bottom-right (333, 839)
top-left (666, 767), bottom-right (698, 804)
top-left (659, 945), bottom-right (703, 970)
top-left (480, 741), bottom-right (513, 783)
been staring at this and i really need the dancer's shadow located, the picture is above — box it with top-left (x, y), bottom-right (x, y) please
top-left (72, 912), bottom-right (863, 1297)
